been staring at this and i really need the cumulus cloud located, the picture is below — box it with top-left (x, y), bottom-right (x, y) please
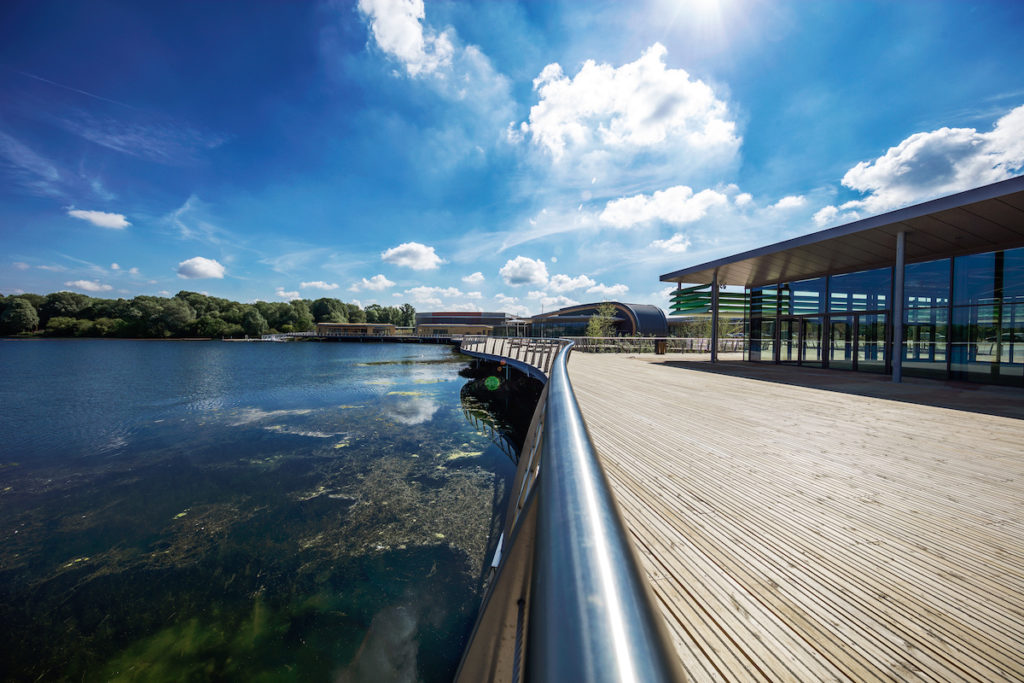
top-left (499, 256), bottom-right (549, 287)
top-left (176, 256), bottom-right (225, 279)
top-left (276, 287), bottom-right (300, 299)
top-left (532, 293), bottom-right (578, 310)
top-left (301, 280), bottom-right (340, 290)
top-left (734, 192), bottom-right (753, 206)
top-left (548, 273), bottom-right (596, 293)
top-left (403, 285), bottom-right (463, 305)
top-left (110, 263), bottom-right (120, 270)
top-left (65, 279), bottom-right (113, 292)
top-left (586, 283), bottom-right (629, 297)
top-left (816, 104), bottom-right (1024, 224)
top-left (648, 234), bottom-right (691, 253)
top-left (447, 302), bottom-right (482, 312)
top-left (600, 186), bottom-right (728, 228)
top-left (13, 261), bottom-right (30, 270)
top-left (461, 271), bottom-right (485, 285)
top-left (350, 274), bottom-right (395, 292)
top-left (515, 43), bottom-right (739, 167)
top-left (357, 0), bottom-right (454, 77)
top-left (381, 242), bottom-right (444, 270)
top-left (771, 195), bottom-right (806, 210)
top-left (128, 267), bottom-right (140, 276)
top-left (67, 209), bottom-right (130, 229)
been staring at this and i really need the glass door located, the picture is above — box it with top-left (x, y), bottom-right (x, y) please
top-left (829, 316), bottom-right (855, 370)
top-left (779, 318), bottom-right (798, 363)
top-left (857, 313), bottom-right (887, 373)
top-left (801, 317), bottom-right (823, 367)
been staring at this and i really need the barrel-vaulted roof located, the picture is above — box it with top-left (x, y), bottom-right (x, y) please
top-left (531, 302), bottom-right (668, 336)
top-left (660, 175), bottom-right (1024, 288)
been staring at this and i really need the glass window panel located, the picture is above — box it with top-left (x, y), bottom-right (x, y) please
top-left (953, 251), bottom-right (998, 306)
top-left (1004, 247), bottom-right (1024, 302)
top-left (905, 258), bottom-right (950, 309)
top-left (779, 319), bottom-right (798, 363)
top-left (829, 267), bottom-right (891, 312)
top-left (748, 319), bottom-right (776, 362)
top-left (786, 277), bottom-right (825, 315)
top-left (749, 286), bottom-right (778, 318)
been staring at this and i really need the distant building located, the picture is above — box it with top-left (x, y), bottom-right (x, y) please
top-left (415, 311), bottom-right (514, 337)
top-left (529, 302), bottom-right (669, 337)
top-left (316, 322), bottom-right (397, 337)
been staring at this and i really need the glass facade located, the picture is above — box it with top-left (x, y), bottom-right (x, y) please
top-left (745, 246), bottom-right (1024, 386)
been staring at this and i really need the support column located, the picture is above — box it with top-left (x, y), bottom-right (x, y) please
top-left (711, 270), bottom-right (720, 363)
top-left (892, 231), bottom-right (906, 383)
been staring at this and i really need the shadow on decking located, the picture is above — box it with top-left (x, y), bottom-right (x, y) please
top-left (653, 358), bottom-right (1024, 421)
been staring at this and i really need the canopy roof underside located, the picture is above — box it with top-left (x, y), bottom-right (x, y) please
top-left (660, 176), bottom-right (1024, 288)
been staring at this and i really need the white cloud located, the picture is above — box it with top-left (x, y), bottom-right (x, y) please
top-left (600, 186), bottom-right (728, 228)
top-left (403, 285), bottom-right (463, 305)
top-left (447, 302), bottom-right (482, 312)
top-left (350, 274), bottom-right (395, 292)
top-left (499, 256), bottom-right (549, 287)
top-left (176, 256), bottom-right (226, 279)
top-left (128, 267), bottom-right (140, 276)
top-left (38, 264), bottom-right (67, 272)
top-left (465, 291), bottom-right (482, 299)
top-left (276, 288), bottom-right (300, 299)
top-left (516, 43), bottom-right (739, 166)
top-left (381, 241), bottom-right (444, 270)
top-left (110, 263), bottom-right (120, 270)
top-left (64, 279), bottom-right (113, 292)
top-left (493, 293), bottom-right (530, 317)
top-left (537, 294), bottom-right (579, 309)
top-left (67, 209), bottom-right (130, 229)
top-left (586, 283), bottom-right (629, 298)
top-left (301, 280), bottom-right (340, 291)
top-left (461, 271), bottom-right (485, 285)
top-left (817, 104), bottom-right (1024, 221)
top-left (13, 261), bottom-right (30, 270)
top-left (813, 205), bottom-right (840, 228)
top-left (648, 234), bottom-right (692, 253)
top-left (771, 195), bottom-right (806, 210)
top-left (734, 192), bottom-right (753, 206)
top-left (357, 0), bottom-right (454, 77)
top-left (548, 273), bottom-right (596, 293)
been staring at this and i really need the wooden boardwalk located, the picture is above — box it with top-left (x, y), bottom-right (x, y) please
top-left (567, 353), bottom-right (1024, 682)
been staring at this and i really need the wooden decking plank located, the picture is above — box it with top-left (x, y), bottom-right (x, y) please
top-left (567, 353), bottom-right (1024, 682)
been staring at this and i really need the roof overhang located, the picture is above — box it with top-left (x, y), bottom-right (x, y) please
top-left (660, 176), bottom-right (1024, 288)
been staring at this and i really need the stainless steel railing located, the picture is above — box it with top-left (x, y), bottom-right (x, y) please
top-left (456, 338), bottom-right (684, 682)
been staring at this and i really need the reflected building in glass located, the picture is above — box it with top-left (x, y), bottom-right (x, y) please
top-left (661, 176), bottom-right (1024, 386)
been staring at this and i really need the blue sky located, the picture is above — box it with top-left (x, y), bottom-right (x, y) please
top-left (2, 0), bottom-right (1023, 316)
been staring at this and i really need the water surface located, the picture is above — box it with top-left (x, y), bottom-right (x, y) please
top-left (0, 339), bottom-right (518, 681)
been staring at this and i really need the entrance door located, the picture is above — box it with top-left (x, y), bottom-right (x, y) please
top-left (829, 316), bottom-right (855, 370)
top-left (857, 313), bottom-right (888, 373)
top-left (801, 317), bottom-right (823, 367)
top-left (779, 318), bottom-right (799, 363)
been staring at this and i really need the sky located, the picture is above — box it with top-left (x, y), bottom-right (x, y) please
top-left (2, 0), bottom-right (1024, 317)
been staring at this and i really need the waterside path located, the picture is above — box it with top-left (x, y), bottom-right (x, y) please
top-left (568, 353), bottom-right (1024, 682)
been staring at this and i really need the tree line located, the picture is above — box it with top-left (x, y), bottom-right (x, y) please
top-left (0, 291), bottom-right (416, 339)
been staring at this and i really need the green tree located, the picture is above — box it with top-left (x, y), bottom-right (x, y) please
top-left (585, 302), bottom-right (618, 338)
top-left (159, 297), bottom-right (196, 336)
top-left (1, 298), bottom-right (40, 334)
top-left (399, 303), bottom-right (416, 327)
top-left (288, 300), bottom-right (314, 331)
top-left (345, 303), bottom-right (366, 323)
top-left (364, 304), bottom-right (384, 323)
top-left (241, 308), bottom-right (268, 337)
top-left (311, 298), bottom-right (346, 323)
top-left (39, 291), bottom-right (91, 325)
top-left (192, 315), bottom-right (230, 338)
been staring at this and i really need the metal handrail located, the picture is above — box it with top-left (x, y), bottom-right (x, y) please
top-left (456, 338), bottom-right (684, 682)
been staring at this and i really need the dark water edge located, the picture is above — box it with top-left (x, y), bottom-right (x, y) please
top-left (0, 339), bottom-right (538, 682)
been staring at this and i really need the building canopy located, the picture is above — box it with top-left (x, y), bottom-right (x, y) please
top-left (660, 176), bottom-right (1024, 288)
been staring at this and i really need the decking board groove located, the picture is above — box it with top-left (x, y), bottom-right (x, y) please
top-left (567, 353), bottom-right (1024, 682)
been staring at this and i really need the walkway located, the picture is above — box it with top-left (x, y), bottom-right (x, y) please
top-left (568, 353), bottom-right (1024, 682)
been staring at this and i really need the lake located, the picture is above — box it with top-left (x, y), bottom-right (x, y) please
top-left (0, 338), bottom-right (524, 682)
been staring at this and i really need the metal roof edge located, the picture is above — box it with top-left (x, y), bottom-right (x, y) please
top-left (659, 174), bottom-right (1024, 283)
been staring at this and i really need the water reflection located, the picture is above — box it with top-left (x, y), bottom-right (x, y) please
top-left (0, 341), bottom-right (522, 682)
